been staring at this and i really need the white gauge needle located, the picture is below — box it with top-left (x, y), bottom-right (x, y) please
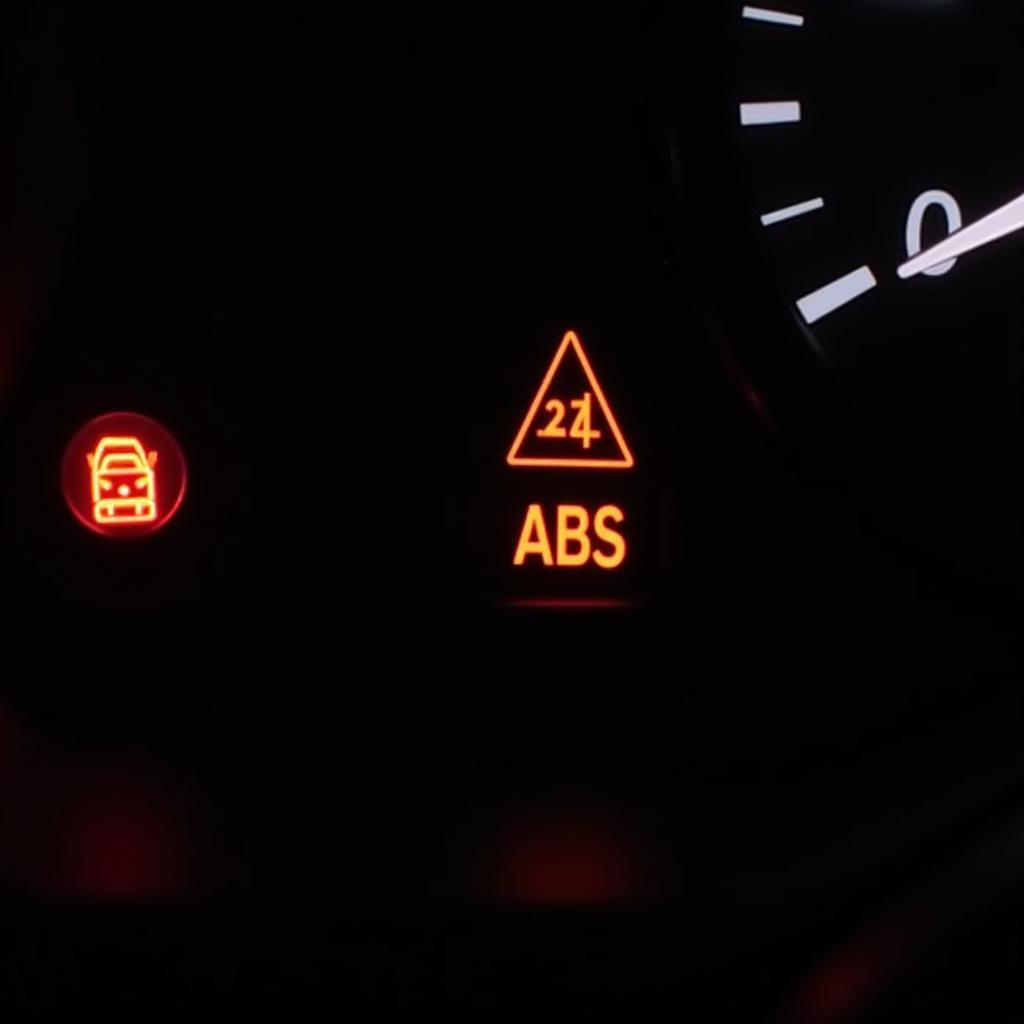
top-left (898, 191), bottom-right (1024, 279)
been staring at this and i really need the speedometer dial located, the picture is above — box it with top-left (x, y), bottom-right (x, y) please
top-left (677, 2), bottom-right (1022, 585)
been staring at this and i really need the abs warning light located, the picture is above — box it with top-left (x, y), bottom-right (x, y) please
top-left (507, 330), bottom-right (633, 469)
top-left (62, 412), bottom-right (187, 538)
top-left (513, 504), bottom-right (626, 570)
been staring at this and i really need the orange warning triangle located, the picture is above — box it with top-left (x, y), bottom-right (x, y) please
top-left (507, 330), bottom-right (634, 469)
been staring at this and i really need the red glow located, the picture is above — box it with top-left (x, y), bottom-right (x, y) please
top-left (56, 783), bottom-right (187, 899)
top-left (502, 597), bottom-right (634, 610)
top-left (789, 925), bottom-right (916, 1024)
top-left (0, 717), bottom-right (193, 901)
top-left (476, 802), bottom-right (658, 906)
top-left (62, 412), bottom-right (186, 537)
top-left (796, 952), bottom-right (877, 1024)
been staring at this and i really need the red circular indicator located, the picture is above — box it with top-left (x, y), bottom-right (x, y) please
top-left (62, 412), bottom-right (187, 538)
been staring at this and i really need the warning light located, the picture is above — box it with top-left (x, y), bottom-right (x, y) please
top-left (88, 437), bottom-right (158, 525)
top-left (513, 504), bottom-right (627, 569)
top-left (62, 412), bottom-right (187, 538)
top-left (507, 330), bottom-right (634, 469)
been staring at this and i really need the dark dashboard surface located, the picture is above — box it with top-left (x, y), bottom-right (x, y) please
top-left (0, 4), bottom-right (1020, 1018)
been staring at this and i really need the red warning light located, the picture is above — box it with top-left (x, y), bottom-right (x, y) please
top-left (88, 436), bottom-right (158, 525)
top-left (507, 330), bottom-right (634, 469)
top-left (62, 412), bottom-right (186, 538)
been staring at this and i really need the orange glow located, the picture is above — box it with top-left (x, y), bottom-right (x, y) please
top-left (593, 505), bottom-right (627, 569)
top-left (513, 504), bottom-right (554, 566)
top-left (62, 413), bottom-right (186, 538)
top-left (507, 330), bottom-right (634, 469)
top-left (513, 503), bottom-right (627, 569)
top-left (556, 505), bottom-right (590, 566)
top-left (87, 436), bottom-right (158, 525)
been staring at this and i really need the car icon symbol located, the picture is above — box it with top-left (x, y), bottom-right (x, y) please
top-left (87, 436), bottom-right (159, 525)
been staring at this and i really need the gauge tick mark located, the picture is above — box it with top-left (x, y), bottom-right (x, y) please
top-left (761, 197), bottom-right (824, 227)
top-left (742, 6), bottom-right (804, 28)
top-left (740, 101), bottom-right (801, 126)
top-left (796, 266), bottom-right (877, 324)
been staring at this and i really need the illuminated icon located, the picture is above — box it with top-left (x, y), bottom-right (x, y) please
top-left (513, 504), bottom-right (627, 569)
top-left (62, 412), bottom-right (187, 538)
top-left (88, 437), bottom-right (158, 525)
top-left (507, 330), bottom-right (634, 469)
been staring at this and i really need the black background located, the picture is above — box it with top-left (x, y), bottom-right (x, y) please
top-left (0, 3), bottom-right (1020, 1017)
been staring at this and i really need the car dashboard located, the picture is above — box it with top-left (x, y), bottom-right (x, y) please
top-left (0, 3), bottom-right (1021, 1019)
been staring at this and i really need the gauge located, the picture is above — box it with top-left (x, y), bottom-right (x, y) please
top-left (673, 2), bottom-right (1021, 587)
